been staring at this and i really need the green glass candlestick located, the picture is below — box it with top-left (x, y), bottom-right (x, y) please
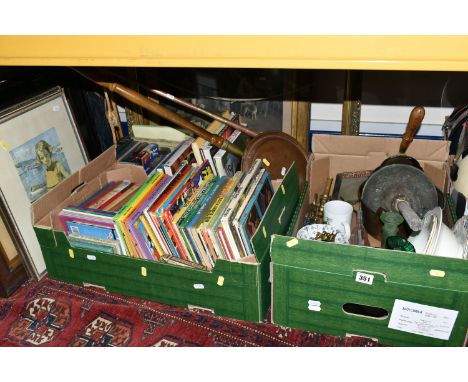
top-left (380, 211), bottom-right (404, 249)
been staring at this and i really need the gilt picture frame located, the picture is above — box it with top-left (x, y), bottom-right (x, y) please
top-left (0, 87), bottom-right (88, 279)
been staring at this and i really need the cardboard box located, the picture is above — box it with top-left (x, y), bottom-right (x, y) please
top-left (271, 134), bottom-right (468, 346)
top-left (33, 146), bottom-right (301, 322)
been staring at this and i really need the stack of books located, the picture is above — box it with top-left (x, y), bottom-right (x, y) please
top-left (58, 115), bottom-right (272, 270)
top-left (58, 180), bottom-right (140, 254)
top-left (117, 139), bottom-right (172, 175)
top-left (113, 158), bottom-right (274, 270)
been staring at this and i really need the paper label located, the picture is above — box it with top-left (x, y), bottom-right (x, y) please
top-left (355, 272), bottom-right (374, 285)
top-left (388, 299), bottom-right (459, 340)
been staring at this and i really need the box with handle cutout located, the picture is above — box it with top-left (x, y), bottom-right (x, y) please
top-left (32, 146), bottom-right (303, 322)
top-left (270, 134), bottom-right (468, 346)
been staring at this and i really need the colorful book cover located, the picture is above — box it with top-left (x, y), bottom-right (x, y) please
top-left (126, 175), bottom-right (172, 259)
top-left (204, 171), bottom-right (243, 260)
top-left (144, 161), bottom-right (192, 257)
top-left (113, 171), bottom-right (165, 258)
top-left (155, 164), bottom-right (198, 260)
top-left (163, 138), bottom-right (195, 176)
top-left (161, 161), bottom-right (214, 262)
top-left (98, 182), bottom-right (137, 211)
top-left (213, 130), bottom-right (249, 177)
top-left (178, 177), bottom-right (220, 268)
top-left (66, 221), bottom-right (116, 241)
top-left (87, 180), bottom-right (132, 210)
top-left (189, 177), bottom-right (228, 265)
top-left (68, 234), bottom-right (122, 255)
top-left (236, 170), bottom-right (274, 257)
top-left (232, 169), bottom-right (266, 257)
top-left (78, 181), bottom-right (117, 208)
top-left (102, 184), bottom-right (140, 212)
top-left (219, 158), bottom-right (262, 260)
top-left (198, 173), bottom-right (241, 261)
top-left (175, 175), bottom-right (217, 264)
top-left (192, 111), bottom-right (232, 166)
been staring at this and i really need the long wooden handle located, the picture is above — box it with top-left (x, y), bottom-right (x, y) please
top-left (149, 88), bottom-right (258, 138)
top-left (73, 68), bottom-right (244, 157)
top-left (95, 67), bottom-right (258, 138)
top-left (399, 106), bottom-right (425, 154)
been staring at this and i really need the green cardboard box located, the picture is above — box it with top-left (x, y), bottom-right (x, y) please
top-left (32, 146), bottom-right (301, 322)
top-left (271, 134), bottom-right (468, 346)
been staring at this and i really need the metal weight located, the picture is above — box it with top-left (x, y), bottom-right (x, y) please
top-left (360, 164), bottom-right (438, 239)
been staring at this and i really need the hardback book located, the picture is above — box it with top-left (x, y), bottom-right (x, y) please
top-left (126, 174), bottom-right (171, 260)
top-left (190, 177), bottom-right (229, 265)
top-left (232, 169), bottom-right (266, 257)
top-left (101, 184), bottom-right (140, 212)
top-left (162, 138), bottom-right (195, 176)
top-left (236, 170), bottom-right (274, 257)
top-left (113, 171), bottom-right (166, 259)
top-left (65, 221), bottom-right (116, 241)
top-left (178, 177), bottom-right (220, 269)
top-left (218, 159), bottom-right (262, 260)
top-left (161, 161), bottom-right (214, 263)
top-left (199, 172), bottom-right (243, 261)
top-left (191, 111), bottom-right (233, 166)
top-left (213, 130), bottom-right (249, 177)
top-left (184, 177), bottom-right (227, 269)
top-left (156, 164), bottom-right (203, 260)
top-left (78, 181), bottom-right (119, 208)
top-left (155, 164), bottom-right (198, 260)
top-left (174, 174), bottom-right (216, 264)
top-left (144, 162), bottom-right (193, 259)
top-left (68, 233), bottom-right (122, 255)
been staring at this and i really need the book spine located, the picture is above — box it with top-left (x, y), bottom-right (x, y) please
top-left (88, 181), bottom-right (132, 210)
top-left (78, 181), bottom-right (117, 208)
top-left (213, 129), bottom-right (241, 177)
top-left (163, 138), bottom-right (195, 176)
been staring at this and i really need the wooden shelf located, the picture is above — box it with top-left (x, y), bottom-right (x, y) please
top-left (1, 35), bottom-right (468, 71)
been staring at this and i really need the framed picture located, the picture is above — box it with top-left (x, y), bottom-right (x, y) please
top-left (0, 86), bottom-right (88, 279)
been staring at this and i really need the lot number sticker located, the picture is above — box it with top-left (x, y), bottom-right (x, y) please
top-left (355, 272), bottom-right (374, 285)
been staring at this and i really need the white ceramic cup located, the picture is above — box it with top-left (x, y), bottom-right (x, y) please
top-left (323, 200), bottom-right (353, 241)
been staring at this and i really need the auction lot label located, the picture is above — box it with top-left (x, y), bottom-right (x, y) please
top-left (388, 299), bottom-right (459, 340)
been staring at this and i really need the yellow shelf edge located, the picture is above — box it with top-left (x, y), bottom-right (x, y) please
top-left (1, 35), bottom-right (468, 71)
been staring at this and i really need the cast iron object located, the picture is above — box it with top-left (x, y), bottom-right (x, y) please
top-left (360, 163), bottom-right (438, 239)
top-left (241, 131), bottom-right (309, 187)
top-left (379, 105), bottom-right (425, 170)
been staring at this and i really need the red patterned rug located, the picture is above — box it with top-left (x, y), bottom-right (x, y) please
top-left (0, 277), bottom-right (380, 347)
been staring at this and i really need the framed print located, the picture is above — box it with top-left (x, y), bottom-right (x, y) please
top-left (0, 86), bottom-right (88, 279)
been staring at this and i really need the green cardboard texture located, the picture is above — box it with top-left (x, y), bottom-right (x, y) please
top-left (34, 150), bottom-right (300, 322)
top-left (271, 235), bottom-right (468, 346)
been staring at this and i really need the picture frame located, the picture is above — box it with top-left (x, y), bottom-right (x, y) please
top-left (0, 86), bottom-right (88, 279)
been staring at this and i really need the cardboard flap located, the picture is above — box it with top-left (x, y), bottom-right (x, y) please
top-left (312, 135), bottom-right (449, 162)
top-left (31, 146), bottom-right (117, 225)
top-left (251, 162), bottom-right (300, 262)
top-left (79, 146), bottom-right (117, 184)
